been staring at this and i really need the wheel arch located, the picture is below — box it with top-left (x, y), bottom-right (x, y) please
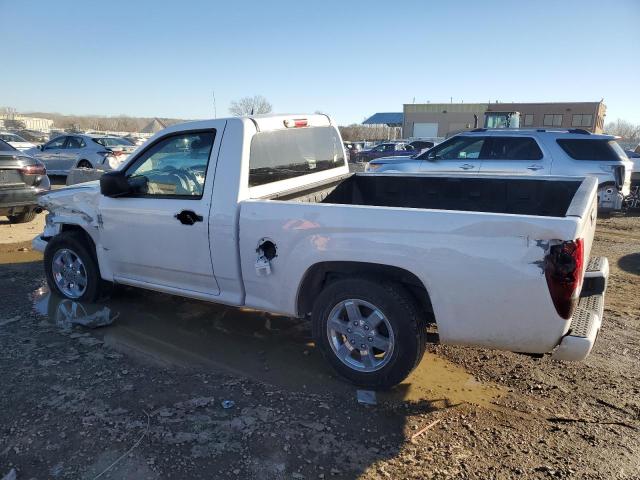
top-left (58, 223), bottom-right (97, 252)
top-left (76, 159), bottom-right (93, 168)
top-left (297, 261), bottom-right (434, 322)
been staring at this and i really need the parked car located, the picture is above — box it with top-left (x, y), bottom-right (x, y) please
top-left (34, 114), bottom-right (607, 388)
top-left (0, 131), bottom-right (37, 151)
top-left (408, 140), bottom-right (435, 151)
top-left (366, 129), bottom-right (633, 211)
top-left (123, 135), bottom-right (147, 146)
top-left (17, 130), bottom-right (49, 144)
top-left (25, 134), bottom-right (137, 175)
top-left (0, 139), bottom-right (50, 223)
top-left (343, 141), bottom-right (363, 162)
top-left (354, 142), bottom-right (420, 163)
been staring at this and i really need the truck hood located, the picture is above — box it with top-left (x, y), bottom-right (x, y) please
top-left (38, 181), bottom-right (101, 224)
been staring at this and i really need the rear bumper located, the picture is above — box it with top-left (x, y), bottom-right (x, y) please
top-left (552, 256), bottom-right (608, 361)
top-left (0, 186), bottom-right (47, 215)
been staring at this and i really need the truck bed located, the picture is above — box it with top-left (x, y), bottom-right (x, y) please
top-left (268, 173), bottom-right (582, 217)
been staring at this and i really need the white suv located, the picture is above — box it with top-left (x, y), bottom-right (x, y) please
top-left (365, 129), bottom-right (633, 211)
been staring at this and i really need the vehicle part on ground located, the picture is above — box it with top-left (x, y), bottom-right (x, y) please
top-left (624, 184), bottom-right (640, 210)
top-left (312, 278), bottom-right (426, 389)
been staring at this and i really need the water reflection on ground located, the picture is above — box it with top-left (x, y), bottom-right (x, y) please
top-left (32, 285), bottom-right (502, 407)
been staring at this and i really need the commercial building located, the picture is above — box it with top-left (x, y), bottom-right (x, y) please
top-left (402, 101), bottom-right (606, 139)
top-left (0, 113), bottom-right (54, 132)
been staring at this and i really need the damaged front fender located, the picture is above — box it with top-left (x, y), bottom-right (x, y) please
top-left (38, 182), bottom-right (102, 233)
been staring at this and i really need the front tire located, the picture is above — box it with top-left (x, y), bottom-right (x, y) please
top-left (8, 210), bottom-right (37, 224)
top-left (312, 277), bottom-right (427, 389)
top-left (44, 231), bottom-right (109, 302)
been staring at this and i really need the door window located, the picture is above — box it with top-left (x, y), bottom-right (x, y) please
top-left (44, 136), bottom-right (67, 150)
top-left (424, 136), bottom-right (486, 160)
top-left (66, 136), bottom-right (86, 149)
top-left (486, 137), bottom-right (543, 160)
top-left (125, 131), bottom-right (215, 197)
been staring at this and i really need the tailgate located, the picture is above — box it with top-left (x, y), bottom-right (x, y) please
top-left (566, 176), bottom-right (598, 263)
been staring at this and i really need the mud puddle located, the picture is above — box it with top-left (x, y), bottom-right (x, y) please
top-left (32, 285), bottom-right (502, 407)
top-left (0, 241), bottom-right (42, 264)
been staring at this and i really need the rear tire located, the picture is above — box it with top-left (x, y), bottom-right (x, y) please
top-left (8, 210), bottom-right (37, 224)
top-left (312, 277), bottom-right (427, 389)
top-left (44, 231), bottom-right (111, 302)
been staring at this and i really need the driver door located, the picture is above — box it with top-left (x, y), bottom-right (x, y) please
top-left (99, 127), bottom-right (223, 296)
top-left (418, 136), bottom-right (486, 173)
top-left (37, 136), bottom-right (69, 173)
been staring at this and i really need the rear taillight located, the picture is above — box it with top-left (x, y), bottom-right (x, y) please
top-left (21, 164), bottom-right (46, 175)
top-left (544, 238), bottom-right (585, 319)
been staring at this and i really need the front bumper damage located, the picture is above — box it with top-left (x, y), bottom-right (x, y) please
top-left (552, 256), bottom-right (609, 361)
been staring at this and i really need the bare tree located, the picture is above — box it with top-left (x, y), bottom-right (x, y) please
top-left (339, 123), bottom-right (401, 141)
top-left (229, 95), bottom-right (272, 116)
top-left (604, 119), bottom-right (640, 143)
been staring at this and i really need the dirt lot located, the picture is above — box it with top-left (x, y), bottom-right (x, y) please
top-left (0, 213), bottom-right (638, 479)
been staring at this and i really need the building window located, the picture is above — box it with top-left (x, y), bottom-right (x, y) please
top-left (572, 114), bottom-right (593, 127)
top-left (543, 114), bottom-right (563, 127)
top-left (523, 114), bottom-right (534, 126)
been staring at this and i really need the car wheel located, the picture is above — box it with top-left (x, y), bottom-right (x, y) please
top-left (312, 277), bottom-right (427, 389)
top-left (8, 210), bottom-right (37, 224)
top-left (77, 160), bottom-right (92, 169)
top-left (44, 231), bottom-right (111, 302)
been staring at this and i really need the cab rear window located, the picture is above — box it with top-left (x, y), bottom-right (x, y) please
top-left (557, 139), bottom-right (625, 161)
top-left (249, 126), bottom-right (345, 187)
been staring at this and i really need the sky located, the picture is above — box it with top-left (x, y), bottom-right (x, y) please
top-left (1, 0), bottom-right (638, 126)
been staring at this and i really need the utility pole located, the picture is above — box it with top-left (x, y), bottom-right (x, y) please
top-left (212, 90), bottom-right (217, 119)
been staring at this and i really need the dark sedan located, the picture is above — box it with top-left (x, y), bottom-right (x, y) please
top-left (354, 142), bottom-right (421, 163)
top-left (0, 139), bottom-right (50, 223)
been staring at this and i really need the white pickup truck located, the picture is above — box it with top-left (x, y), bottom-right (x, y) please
top-left (33, 114), bottom-right (609, 388)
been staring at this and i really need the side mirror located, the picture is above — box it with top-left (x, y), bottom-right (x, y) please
top-left (100, 171), bottom-right (131, 197)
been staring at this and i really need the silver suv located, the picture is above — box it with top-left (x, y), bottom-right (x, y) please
top-left (365, 129), bottom-right (633, 211)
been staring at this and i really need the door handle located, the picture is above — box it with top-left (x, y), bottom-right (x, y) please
top-left (175, 210), bottom-right (203, 225)
top-left (527, 164), bottom-right (544, 171)
top-left (459, 164), bottom-right (475, 170)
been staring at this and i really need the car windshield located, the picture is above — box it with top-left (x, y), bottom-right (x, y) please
top-left (0, 133), bottom-right (23, 142)
top-left (0, 139), bottom-right (17, 151)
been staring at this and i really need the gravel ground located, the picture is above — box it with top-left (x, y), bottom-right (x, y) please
top-left (0, 212), bottom-right (638, 479)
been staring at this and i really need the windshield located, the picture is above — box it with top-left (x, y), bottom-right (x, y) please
top-left (0, 139), bottom-right (17, 151)
top-left (249, 126), bottom-right (345, 187)
top-left (0, 133), bottom-right (23, 142)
